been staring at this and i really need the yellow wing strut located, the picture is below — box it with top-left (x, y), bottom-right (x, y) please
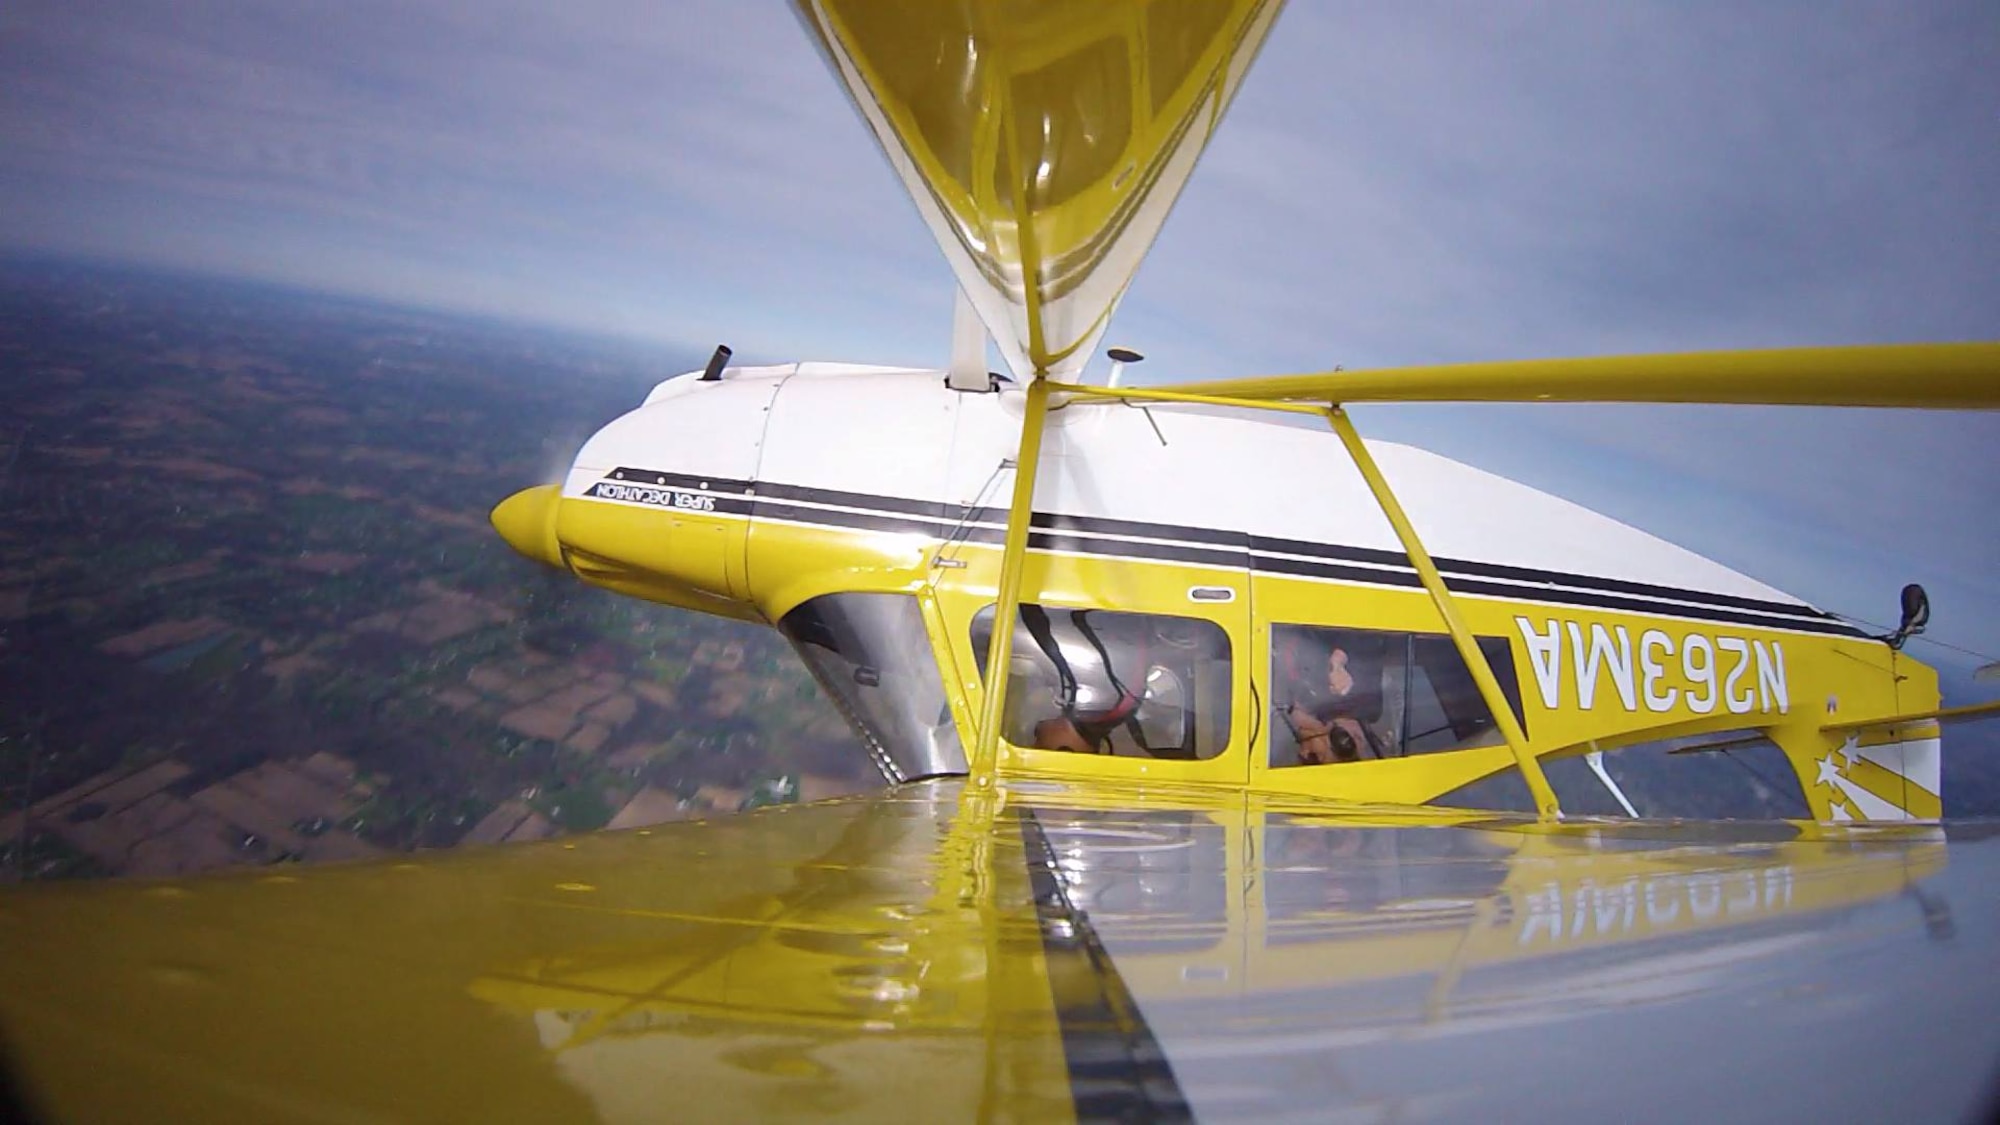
top-left (1046, 380), bottom-right (1563, 817)
top-left (970, 376), bottom-right (1053, 790)
top-left (1323, 407), bottom-right (1561, 817)
top-left (1820, 699), bottom-right (2000, 734)
top-left (1171, 343), bottom-right (2000, 409)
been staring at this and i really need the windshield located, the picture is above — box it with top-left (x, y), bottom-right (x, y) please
top-left (779, 593), bottom-right (966, 783)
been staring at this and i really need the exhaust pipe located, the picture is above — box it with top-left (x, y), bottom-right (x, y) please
top-left (699, 343), bottom-right (733, 382)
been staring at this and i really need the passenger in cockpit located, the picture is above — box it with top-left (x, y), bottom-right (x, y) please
top-left (1284, 644), bottom-right (1387, 764)
top-left (1018, 605), bottom-right (1142, 755)
top-left (995, 604), bottom-right (1224, 759)
top-left (1032, 715), bottom-right (1095, 754)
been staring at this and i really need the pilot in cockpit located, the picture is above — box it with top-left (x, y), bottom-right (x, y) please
top-left (1281, 638), bottom-right (1388, 765)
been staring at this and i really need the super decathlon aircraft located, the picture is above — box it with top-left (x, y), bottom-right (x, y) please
top-left (4, 3), bottom-right (2000, 1122)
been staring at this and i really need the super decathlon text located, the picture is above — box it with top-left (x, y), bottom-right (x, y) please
top-left (1514, 617), bottom-right (1788, 716)
top-left (588, 481), bottom-right (717, 512)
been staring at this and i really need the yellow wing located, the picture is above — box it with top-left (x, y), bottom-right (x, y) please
top-left (3, 779), bottom-right (1995, 1122)
top-left (794, 0), bottom-right (1283, 379)
top-left (1167, 342), bottom-right (2000, 408)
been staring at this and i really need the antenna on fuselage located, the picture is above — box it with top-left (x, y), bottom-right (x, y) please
top-left (1105, 347), bottom-right (1144, 387)
top-left (699, 344), bottom-right (733, 382)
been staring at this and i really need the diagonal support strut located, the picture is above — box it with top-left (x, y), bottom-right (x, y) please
top-left (1324, 406), bottom-right (1562, 818)
top-left (969, 376), bottom-right (1053, 790)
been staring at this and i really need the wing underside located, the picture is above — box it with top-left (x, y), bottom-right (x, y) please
top-left (794, 0), bottom-right (1283, 379)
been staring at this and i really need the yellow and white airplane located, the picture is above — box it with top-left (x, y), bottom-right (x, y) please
top-left (3, 3), bottom-right (1999, 1121)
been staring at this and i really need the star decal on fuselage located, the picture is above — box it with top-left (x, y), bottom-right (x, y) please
top-left (1816, 751), bottom-right (1860, 821)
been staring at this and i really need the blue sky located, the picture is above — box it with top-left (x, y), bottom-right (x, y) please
top-left (1, 1), bottom-right (1995, 675)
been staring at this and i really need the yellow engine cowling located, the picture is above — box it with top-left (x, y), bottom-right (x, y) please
top-left (491, 482), bottom-right (759, 623)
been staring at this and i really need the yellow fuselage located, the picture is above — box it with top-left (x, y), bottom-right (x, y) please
top-left (493, 363), bottom-right (1940, 822)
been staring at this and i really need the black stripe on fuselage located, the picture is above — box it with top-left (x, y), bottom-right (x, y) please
top-left (1016, 807), bottom-right (1192, 1124)
top-left (749, 500), bottom-right (948, 538)
top-left (1427, 554), bottom-right (1846, 621)
top-left (1250, 553), bottom-right (1426, 590)
top-left (845, 491), bottom-right (1843, 626)
top-left (1443, 578), bottom-right (1860, 635)
top-left (589, 468), bottom-right (1863, 636)
top-left (757, 479), bottom-right (954, 520)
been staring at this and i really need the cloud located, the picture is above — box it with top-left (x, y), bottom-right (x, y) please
top-left (1132, 0), bottom-right (2000, 374)
top-left (0, 0), bottom-right (947, 354)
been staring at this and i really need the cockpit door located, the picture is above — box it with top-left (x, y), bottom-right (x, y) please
top-left (944, 399), bottom-right (1257, 784)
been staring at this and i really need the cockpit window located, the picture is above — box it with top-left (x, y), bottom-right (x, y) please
top-left (970, 604), bottom-right (1233, 760)
top-left (1271, 624), bottom-right (1525, 768)
top-left (779, 594), bottom-right (966, 783)
top-left (1541, 733), bottom-right (1810, 819)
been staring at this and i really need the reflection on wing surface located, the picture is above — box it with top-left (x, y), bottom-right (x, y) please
top-left (0, 781), bottom-right (1994, 1122)
top-left (1034, 809), bottom-right (1229, 955)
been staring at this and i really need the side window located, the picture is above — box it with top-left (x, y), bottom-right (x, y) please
top-left (1270, 625), bottom-right (1525, 768)
top-left (970, 604), bottom-right (1233, 760)
top-left (1541, 733), bottom-right (1810, 820)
